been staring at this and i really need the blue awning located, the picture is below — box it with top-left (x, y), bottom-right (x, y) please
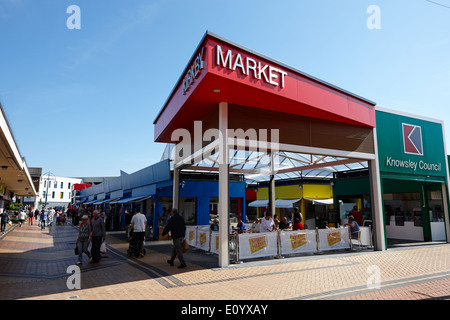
top-left (93, 198), bottom-right (121, 205)
top-left (110, 194), bottom-right (153, 204)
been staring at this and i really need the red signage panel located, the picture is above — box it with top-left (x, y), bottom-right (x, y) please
top-left (154, 32), bottom-right (376, 143)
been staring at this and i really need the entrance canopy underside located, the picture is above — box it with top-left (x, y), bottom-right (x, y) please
top-left (162, 143), bottom-right (368, 184)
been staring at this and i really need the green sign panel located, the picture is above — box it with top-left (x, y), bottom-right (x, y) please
top-left (376, 110), bottom-right (447, 178)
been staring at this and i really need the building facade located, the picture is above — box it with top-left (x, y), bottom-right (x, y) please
top-left (39, 175), bottom-right (82, 209)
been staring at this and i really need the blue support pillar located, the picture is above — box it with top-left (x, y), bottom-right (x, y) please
top-left (196, 197), bottom-right (210, 225)
top-left (121, 204), bottom-right (126, 229)
top-left (153, 198), bottom-right (163, 240)
top-left (241, 195), bottom-right (246, 223)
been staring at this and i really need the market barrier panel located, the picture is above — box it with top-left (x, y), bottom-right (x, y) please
top-left (197, 226), bottom-right (211, 252)
top-left (359, 226), bottom-right (372, 247)
top-left (183, 225), bottom-right (370, 262)
top-left (210, 231), bottom-right (219, 254)
top-left (186, 226), bottom-right (197, 247)
top-left (318, 227), bottom-right (351, 251)
top-left (280, 230), bottom-right (317, 255)
top-left (238, 232), bottom-right (278, 260)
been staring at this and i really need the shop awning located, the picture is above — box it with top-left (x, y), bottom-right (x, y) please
top-left (304, 198), bottom-right (338, 205)
top-left (248, 199), bottom-right (301, 208)
top-left (275, 199), bottom-right (301, 208)
top-left (85, 199), bottom-right (99, 205)
top-left (111, 194), bottom-right (153, 204)
top-left (248, 200), bottom-right (268, 207)
top-left (94, 198), bottom-right (121, 205)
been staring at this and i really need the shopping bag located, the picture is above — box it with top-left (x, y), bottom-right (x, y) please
top-left (100, 241), bottom-right (107, 254)
top-left (182, 239), bottom-right (189, 253)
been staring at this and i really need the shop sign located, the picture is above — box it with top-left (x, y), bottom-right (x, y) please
top-left (376, 111), bottom-right (446, 177)
top-left (403, 123), bottom-right (423, 155)
top-left (385, 157), bottom-right (441, 172)
top-left (216, 45), bottom-right (287, 89)
top-left (182, 48), bottom-right (204, 95)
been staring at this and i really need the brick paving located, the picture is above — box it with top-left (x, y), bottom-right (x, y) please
top-left (0, 221), bottom-right (449, 302)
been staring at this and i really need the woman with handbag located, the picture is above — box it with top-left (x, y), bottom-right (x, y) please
top-left (76, 215), bottom-right (92, 265)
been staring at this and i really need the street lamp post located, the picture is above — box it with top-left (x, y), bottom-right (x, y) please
top-left (42, 172), bottom-right (55, 209)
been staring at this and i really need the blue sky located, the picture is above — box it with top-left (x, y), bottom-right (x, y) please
top-left (1, 0), bottom-right (450, 177)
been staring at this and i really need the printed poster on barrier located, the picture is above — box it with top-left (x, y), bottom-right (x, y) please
top-left (198, 232), bottom-right (207, 250)
top-left (318, 228), bottom-right (350, 251)
top-left (280, 230), bottom-right (317, 255)
top-left (249, 235), bottom-right (267, 254)
top-left (186, 226), bottom-right (197, 247)
top-left (210, 231), bottom-right (219, 254)
top-left (238, 232), bottom-right (278, 260)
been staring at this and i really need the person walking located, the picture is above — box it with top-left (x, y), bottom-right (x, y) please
top-left (18, 209), bottom-right (26, 227)
top-left (40, 209), bottom-right (48, 230)
top-left (34, 207), bottom-right (39, 225)
top-left (76, 215), bottom-right (92, 265)
top-left (162, 208), bottom-right (187, 269)
top-left (1, 209), bottom-right (9, 233)
top-left (48, 207), bottom-right (55, 226)
top-left (28, 207), bottom-right (34, 225)
top-left (130, 209), bottom-right (146, 258)
top-left (90, 210), bottom-right (105, 263)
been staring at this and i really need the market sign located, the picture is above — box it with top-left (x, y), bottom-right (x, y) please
top-left (376, 110), bottom-right (446, 177)
top-left (182, 48), bottom-right (204, 95)
top-left (215, 45), bottom-right (287, 89)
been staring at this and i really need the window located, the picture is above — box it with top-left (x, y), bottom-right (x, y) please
top-left (61, 182), bottom-right (64, 189)
top-left (68, 182), bottom-right (71, 189)
top-left (43, 191), bottom-right (46, 199)
top-left (54, 181), bottom-right (57, 188)
top-left (60, 192), bottom-right (64, 199)
top-left (44, 180), bottom-right (46, 188)
top-left (52, 191), bottom-right (55, 199)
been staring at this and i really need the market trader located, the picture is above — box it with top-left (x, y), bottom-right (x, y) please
top-left (345, 215), bottom-right (360, 239)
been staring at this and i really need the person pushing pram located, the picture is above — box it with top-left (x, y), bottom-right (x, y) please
top-left (127, 209), bottom-right (146, 258)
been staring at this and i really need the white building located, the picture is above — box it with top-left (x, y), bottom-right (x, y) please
top-left (39, 175), bottom-right (82, 209)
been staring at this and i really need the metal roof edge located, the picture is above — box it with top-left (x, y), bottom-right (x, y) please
top-left (375, 106), bottom-right (444, 125)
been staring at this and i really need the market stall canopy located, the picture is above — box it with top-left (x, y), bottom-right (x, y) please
top-left (248, 199), bottom-right (301, 208)
top-left (303, 198), bottom-right (339, 205)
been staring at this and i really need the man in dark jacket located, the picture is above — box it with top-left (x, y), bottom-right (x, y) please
top-left (162, 208), bottom-right (187, 268)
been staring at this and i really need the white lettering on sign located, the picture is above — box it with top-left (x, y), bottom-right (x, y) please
top-left (385, 157), bottom-right (442, 172)
top-left (182, 48), bottom-right (204, 95)
top-left (216, 45), bottom-right (287, 89)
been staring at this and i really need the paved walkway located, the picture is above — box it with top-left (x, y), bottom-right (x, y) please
top-left (0, 221), bottom-right (449, 301)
